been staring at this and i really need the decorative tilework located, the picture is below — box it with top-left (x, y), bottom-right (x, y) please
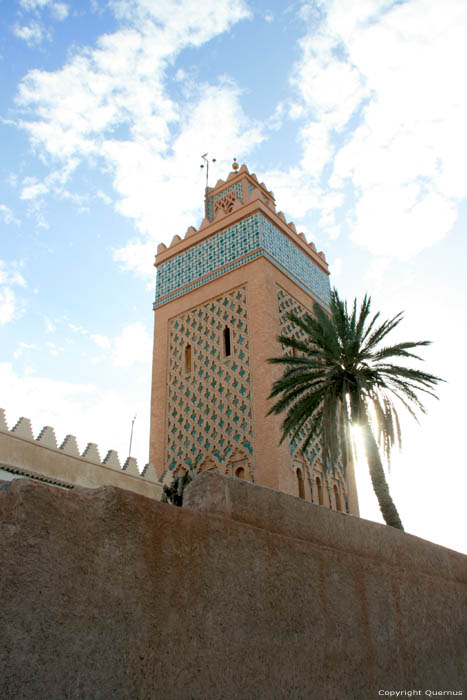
top-left (165, 286), bottom-right (255, 479)
top-left (154, 251), bottom-right (263, 308)
top-left (155, 214), bottom-right (331, 308)
top-left (207, 183), bottom-right (243, 221)
top-left (262, 218), bottom-right (330, 303)
top-left (155, 216), bottom-right (260, 303)
top-left (212, 182), bottom-right (243, 202)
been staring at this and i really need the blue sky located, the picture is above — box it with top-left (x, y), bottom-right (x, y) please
top-left (1, 0), bottom-right (466, 553)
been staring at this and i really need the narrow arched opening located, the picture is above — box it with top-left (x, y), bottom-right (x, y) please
top-left (334, 483), bottom-right (342, 511)
top-left (223, 326), bottom-right (231, 357)
top-left (316, 476), bottom-right (323, 505)
top-left (235, 466), bottom-right (245, 479)
top-left (184, 344), bottom-right (192, 374)
top-left (297, 468), bottom-right (305, 499)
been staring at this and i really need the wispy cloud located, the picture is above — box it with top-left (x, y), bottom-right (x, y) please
top-left (66, 319), bottom-right (151, 368)
top-left (14, 0), bottom-right (257, 277)
top-left (13, 21), bottom-right (50, 46)
top-left (44, 316), bottom-right (56, 332)
top-left (0, 362), bottom-right (150, 463)
top-left (0, 261), bottom-right (27, 326)
top-left (13, 342), bottom-right (36, 360)
top-left (271, 0), bottom-right (467, 260)
top-left (90, 333), bottom-right (111, 349)
top-left (112, 322), bottom-right (152, 368)
top-left (20, 178), bottom-right (49, 200)
top-left (0, 204), bottom-right (20, 226)
top-left (50, 2), bottom-right (68, 20)
top-left (19, 0), bottom-right (69, 19)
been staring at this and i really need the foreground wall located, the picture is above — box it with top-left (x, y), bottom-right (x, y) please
top-left (1, 472), bottom-right (465, 700)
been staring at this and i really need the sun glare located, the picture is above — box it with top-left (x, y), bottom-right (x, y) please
top-left (350, 425), bottom-right (385, 525)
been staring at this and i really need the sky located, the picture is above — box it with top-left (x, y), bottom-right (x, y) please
top-left (1, 0), bottom-right (466, 554)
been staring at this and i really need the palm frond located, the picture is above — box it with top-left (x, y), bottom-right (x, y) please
top-left (267, 288), bottom-right (444, 530)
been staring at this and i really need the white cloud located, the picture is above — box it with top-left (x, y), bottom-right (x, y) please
top-left (259, 167), bottom-right (321, 220)
top-left (46, 341), bottom-right (64, 356)
top-left (0, 362), bottom-right (150, 465)
top-left (24, 199), bottom-right (49, 230)
top-left (0, 261), bottom-right (27, 326)
top-left (96, 190), bottom-right (112, 205)
top-left (64, 320), bottom-right (148, 364)
top-left (15, 0), bottom-right (259, 278)
top-left (110, 82), bottom-right (264, 275)
top-left (20, 0), bottom-right (51, 9)
top-left (19, 0), bottom-right (69, 18)
top-left (0, 288), bottom-right (17, 326)
top-left (112, 322), bottom-right (152, 368)
top-left (13, 21), bottom-right (49, 46)
top-left (44, 317), bottom-right (56, 332)
top-left (90, 333), bottom-right (111, 349)
top-left (289, 0), bottom-right (467, 258)
top-left (20, 178), bottom-right (49, 200)
top-left (0, 204), bottom-right (20, 226)
top-left (62, 319), bottom-right (151, 366)
top-left (16, 0), bottom-right (251, 163)
top-left (68, 322), bottom-right (88, 336)
top-left (364, 256), bottom-right (392, 291)
top-left (329, 257), bottom-right (342, 278)
top-left (51, 2), bottom-right (68, 20)
top-left (13, 342), bottom-right (36, 360)
top-left (352, 185), bottom-right (457, 259)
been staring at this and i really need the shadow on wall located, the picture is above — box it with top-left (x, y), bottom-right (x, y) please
top-left (0, 470), bottom-right (465, 700)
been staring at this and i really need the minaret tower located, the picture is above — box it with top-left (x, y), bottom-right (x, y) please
top-left (150, 162), bottom-right (359, 514)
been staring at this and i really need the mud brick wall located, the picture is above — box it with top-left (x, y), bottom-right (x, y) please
top-left (0, 472), bottom-right (465, 700)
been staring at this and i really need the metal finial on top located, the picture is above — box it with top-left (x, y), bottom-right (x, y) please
top-left (232, 157), bottom-right (239, 171)
top-left (200, 153), bottom-right (216, 220)
top-left (200, 153), bottom-right (216, 189)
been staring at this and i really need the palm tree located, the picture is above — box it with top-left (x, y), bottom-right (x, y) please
top-left (267, 290), bottom-right (443, 530)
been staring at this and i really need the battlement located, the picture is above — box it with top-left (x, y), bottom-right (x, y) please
top-left (0, 408), bottom-right (162, 500)
top-left (155, 164), bottom-right (328, 270)
top-left (153, 164), bottom-right (331, 313)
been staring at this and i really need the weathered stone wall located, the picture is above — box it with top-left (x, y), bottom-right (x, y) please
top-left (1, 472), bottom-right (465, 700)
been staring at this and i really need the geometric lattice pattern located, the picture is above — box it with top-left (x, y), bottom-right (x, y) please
top-left (213, 189), bottom-right (238, 219)
top-left (207, 182), bottom-right (243, 221)
top-left (277, 286), bottom-right (322, 468)
top-left (155, 214), bottom-right (331, 309)
top-left (165, 285), bottom-right (254, 479)
top-left (277, 285), bottom-right (347, 508)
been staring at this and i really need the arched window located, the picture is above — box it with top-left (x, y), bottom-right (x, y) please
top-left (223, 326), bottom-right (231, 357)
top-left (297, 468), bottom-right (305, 499)
top-left (333, 484), bottom-right (342, 511)
top-left (231, 457), bottom-right (249, 481)
top-left (235, 466), bottom-right (245, 479)
top-left (316, 476), bottom-right (323, 505)
top-left (184, 344), bottom-right (192, 374)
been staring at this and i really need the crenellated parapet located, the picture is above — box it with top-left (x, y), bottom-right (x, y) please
top-left (154, 163), bottom-right (331, 311)
top-left (0, 408), bottom-right (162, 500)
top-left (156, 163), bottom-right (327, 266)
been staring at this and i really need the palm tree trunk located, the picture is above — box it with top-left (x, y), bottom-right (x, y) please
top-left (360, 414), bottom-right (404, 530)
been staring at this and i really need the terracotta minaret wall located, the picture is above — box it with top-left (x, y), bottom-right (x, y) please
top-left (149, 164), bottom-right (359, 515)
